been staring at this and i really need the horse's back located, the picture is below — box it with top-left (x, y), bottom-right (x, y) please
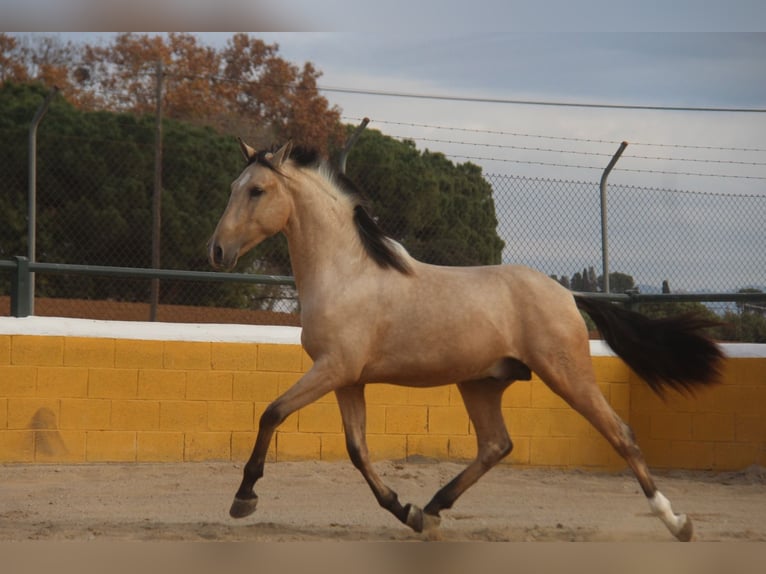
top-left (414, 261), bottom-right (577, 318)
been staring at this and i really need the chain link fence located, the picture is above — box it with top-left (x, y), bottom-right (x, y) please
top-left (490, 174), bottom-right (766, 294)
top-left (1, 124), bottom-right (765, 339)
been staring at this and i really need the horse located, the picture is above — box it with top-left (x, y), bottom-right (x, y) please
top-left (208, 140), bottom-right (723, 541)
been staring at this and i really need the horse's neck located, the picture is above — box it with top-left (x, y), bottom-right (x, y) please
top-left (283, 175), bottom-right (366, 295)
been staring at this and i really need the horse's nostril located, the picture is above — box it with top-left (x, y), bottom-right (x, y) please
top-left (212, 244), bottom-right (224, 266)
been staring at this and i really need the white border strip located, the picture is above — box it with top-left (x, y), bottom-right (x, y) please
top-left (0, 316), bottom-right (764, 357)
top-left (0, 316), bottom-right (301, 345)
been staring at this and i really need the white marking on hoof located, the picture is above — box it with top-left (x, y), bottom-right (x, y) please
top-left (649, 491), bottom-right (694, 541)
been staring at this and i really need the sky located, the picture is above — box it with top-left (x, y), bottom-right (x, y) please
top-left (6, 1), bottom-right (766, 291)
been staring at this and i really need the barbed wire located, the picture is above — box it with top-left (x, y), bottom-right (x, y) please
top-left (324, 86), bottom-right (766, 113)
top-left (31, 60), bottom-right (765, 156)
top-left (444, 153), bottom-right (766, 183)
top-left (386, 133), bottom-right (766, 167)
top-left (495, 172), bottom-right (766, 199)
top-left (347, 116), bottom-right (766, 154)
top-left (88, 68), bottom-right (766, 156)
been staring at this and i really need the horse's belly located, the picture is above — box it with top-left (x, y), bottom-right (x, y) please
top-left (360, 332), bottom-right (512, 386)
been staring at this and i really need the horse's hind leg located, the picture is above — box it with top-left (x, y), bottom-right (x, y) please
top-left (334, 385), bottom-right (435, 533)
top-left (420, 379), bottom-right (512, 523)
top-left (535, 354), bottom-right (694, 541)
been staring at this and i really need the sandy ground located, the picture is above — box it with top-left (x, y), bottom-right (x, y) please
top-left (0, 460), bottom-right (764, 543)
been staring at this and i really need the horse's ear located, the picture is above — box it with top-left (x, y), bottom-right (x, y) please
top-left (238, 137), bottom-right (257, 162)
top-left (271, 141), bottom-right (293, 167)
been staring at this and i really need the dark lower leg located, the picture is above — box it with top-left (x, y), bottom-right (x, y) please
top-left (235, 406), bottom-right (280, 498)
top-left (349, 444), bottom-right (411, 524)
top-left (230, 405), bottom-right (281, 517)
top-left (424, 439), bottom-right (512, 517)
top-left (230, 366), bottom-right (339, 518)
top-left (424, 379), bottom-right (511, 518)
top-left (336, 386), bottom-right (414, 527)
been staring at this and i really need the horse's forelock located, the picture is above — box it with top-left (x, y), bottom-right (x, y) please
top-left (247, 145), bottom-right (321, 177)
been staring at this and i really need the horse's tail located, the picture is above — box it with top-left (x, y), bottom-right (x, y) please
top-left (574, 296), bottom-right (724, 397)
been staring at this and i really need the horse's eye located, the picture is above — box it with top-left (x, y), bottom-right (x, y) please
top-left (250, 186), bottom-right (264, 198)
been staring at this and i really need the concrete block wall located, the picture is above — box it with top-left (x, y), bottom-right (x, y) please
top-left (0, 325), bottom-right (764, 470)
top-left (628, 358), bottom-right (766, 470)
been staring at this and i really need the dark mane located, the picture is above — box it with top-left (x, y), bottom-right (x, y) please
top-left (248, 145), bottom-right (321, 171)
top-left (353, 205), bottom-right (412, 275)
top-left (254, 144), bottom-right (411, 275)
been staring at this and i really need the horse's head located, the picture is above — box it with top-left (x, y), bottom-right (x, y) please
top-left (208, 140), bottom-right (294, 270)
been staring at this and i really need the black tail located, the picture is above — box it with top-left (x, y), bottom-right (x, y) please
top-left (575, 296), bottom-right (724, 397)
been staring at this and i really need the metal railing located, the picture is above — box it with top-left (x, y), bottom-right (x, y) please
top-left (571, 290), bottom-right (765, 309)
top-left (1, 256), bottom-right (294, 318)
top-left (2, 255), bottom-right (763, 319)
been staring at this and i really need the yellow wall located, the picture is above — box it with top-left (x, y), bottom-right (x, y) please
top-left (1, 333), bottom-right (764, 470)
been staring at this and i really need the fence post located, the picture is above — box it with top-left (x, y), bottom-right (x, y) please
top-left (10, 256), bottom-right (31, 317)
top-left (150, 60), bottom-right (164, 321)
top-left (599, 141), bottom-right (628, 293)
top-left (28, 86), bottom-right (59, 316)
top-left (338, 117), bottom-right (369, 174)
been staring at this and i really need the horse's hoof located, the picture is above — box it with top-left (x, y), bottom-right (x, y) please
top-left (674, 514), bottom-right (694, 542)
top-left (422, 513), bottom-right (442, 541)
top-left (405, 504), bottom-right (424, 532)
top-left (229, 495), bottom-right (259, 519)
top-left (405, 504), bottom-right (442, 538)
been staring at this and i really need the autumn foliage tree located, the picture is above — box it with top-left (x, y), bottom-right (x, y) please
top-left (0, 34), bottom-right (27, 82)
top-left (0, 32), bottom-right (344, 153)
top-left (0, 34), bottom-right (91, 104)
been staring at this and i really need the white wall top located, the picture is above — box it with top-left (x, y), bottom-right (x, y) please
top-left (0, 316), bottom-right (763, 357)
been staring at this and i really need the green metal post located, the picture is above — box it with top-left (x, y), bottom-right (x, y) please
top-left (11, 256), bottom-right (31, 317)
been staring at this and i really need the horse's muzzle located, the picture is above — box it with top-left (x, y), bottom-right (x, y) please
top-left (208, 240), bottom-right (237, 271)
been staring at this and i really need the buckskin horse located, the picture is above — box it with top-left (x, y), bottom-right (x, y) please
top-left (208, 140), bottom-right (722, 541)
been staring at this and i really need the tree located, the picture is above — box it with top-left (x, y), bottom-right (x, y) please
top-left (4, 33), bottom-right (345, 154)
top-left (81, 33), bottom-right (225, 118)
top-left (343, 127), bottom-right (504, 266)
top-left (715, 288), bottom-right (766, 343)
top-left (0, 33), bottom-right (28, 82)
top-left (570, 271), bottom-right (583, 291)
top-left (597, 271), bottom-right (636, 294)
top-left (84, 33), bottom-right (344, 153)
top-left (0, 33), bottom-right (99, 108)
top-left (568, 266), bottom-right (599, 292)
top-left (220, 34), bottom-right (343, 153)
top-left (734, 288), bottom-right (765, 315)
top-left (586, 266), bottom-right (598, 292)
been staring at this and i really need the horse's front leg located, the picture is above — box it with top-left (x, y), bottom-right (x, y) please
top-left (230, 363), bottom-right (340, 519)
top-left (335, 385), bottom-right (439, 536)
